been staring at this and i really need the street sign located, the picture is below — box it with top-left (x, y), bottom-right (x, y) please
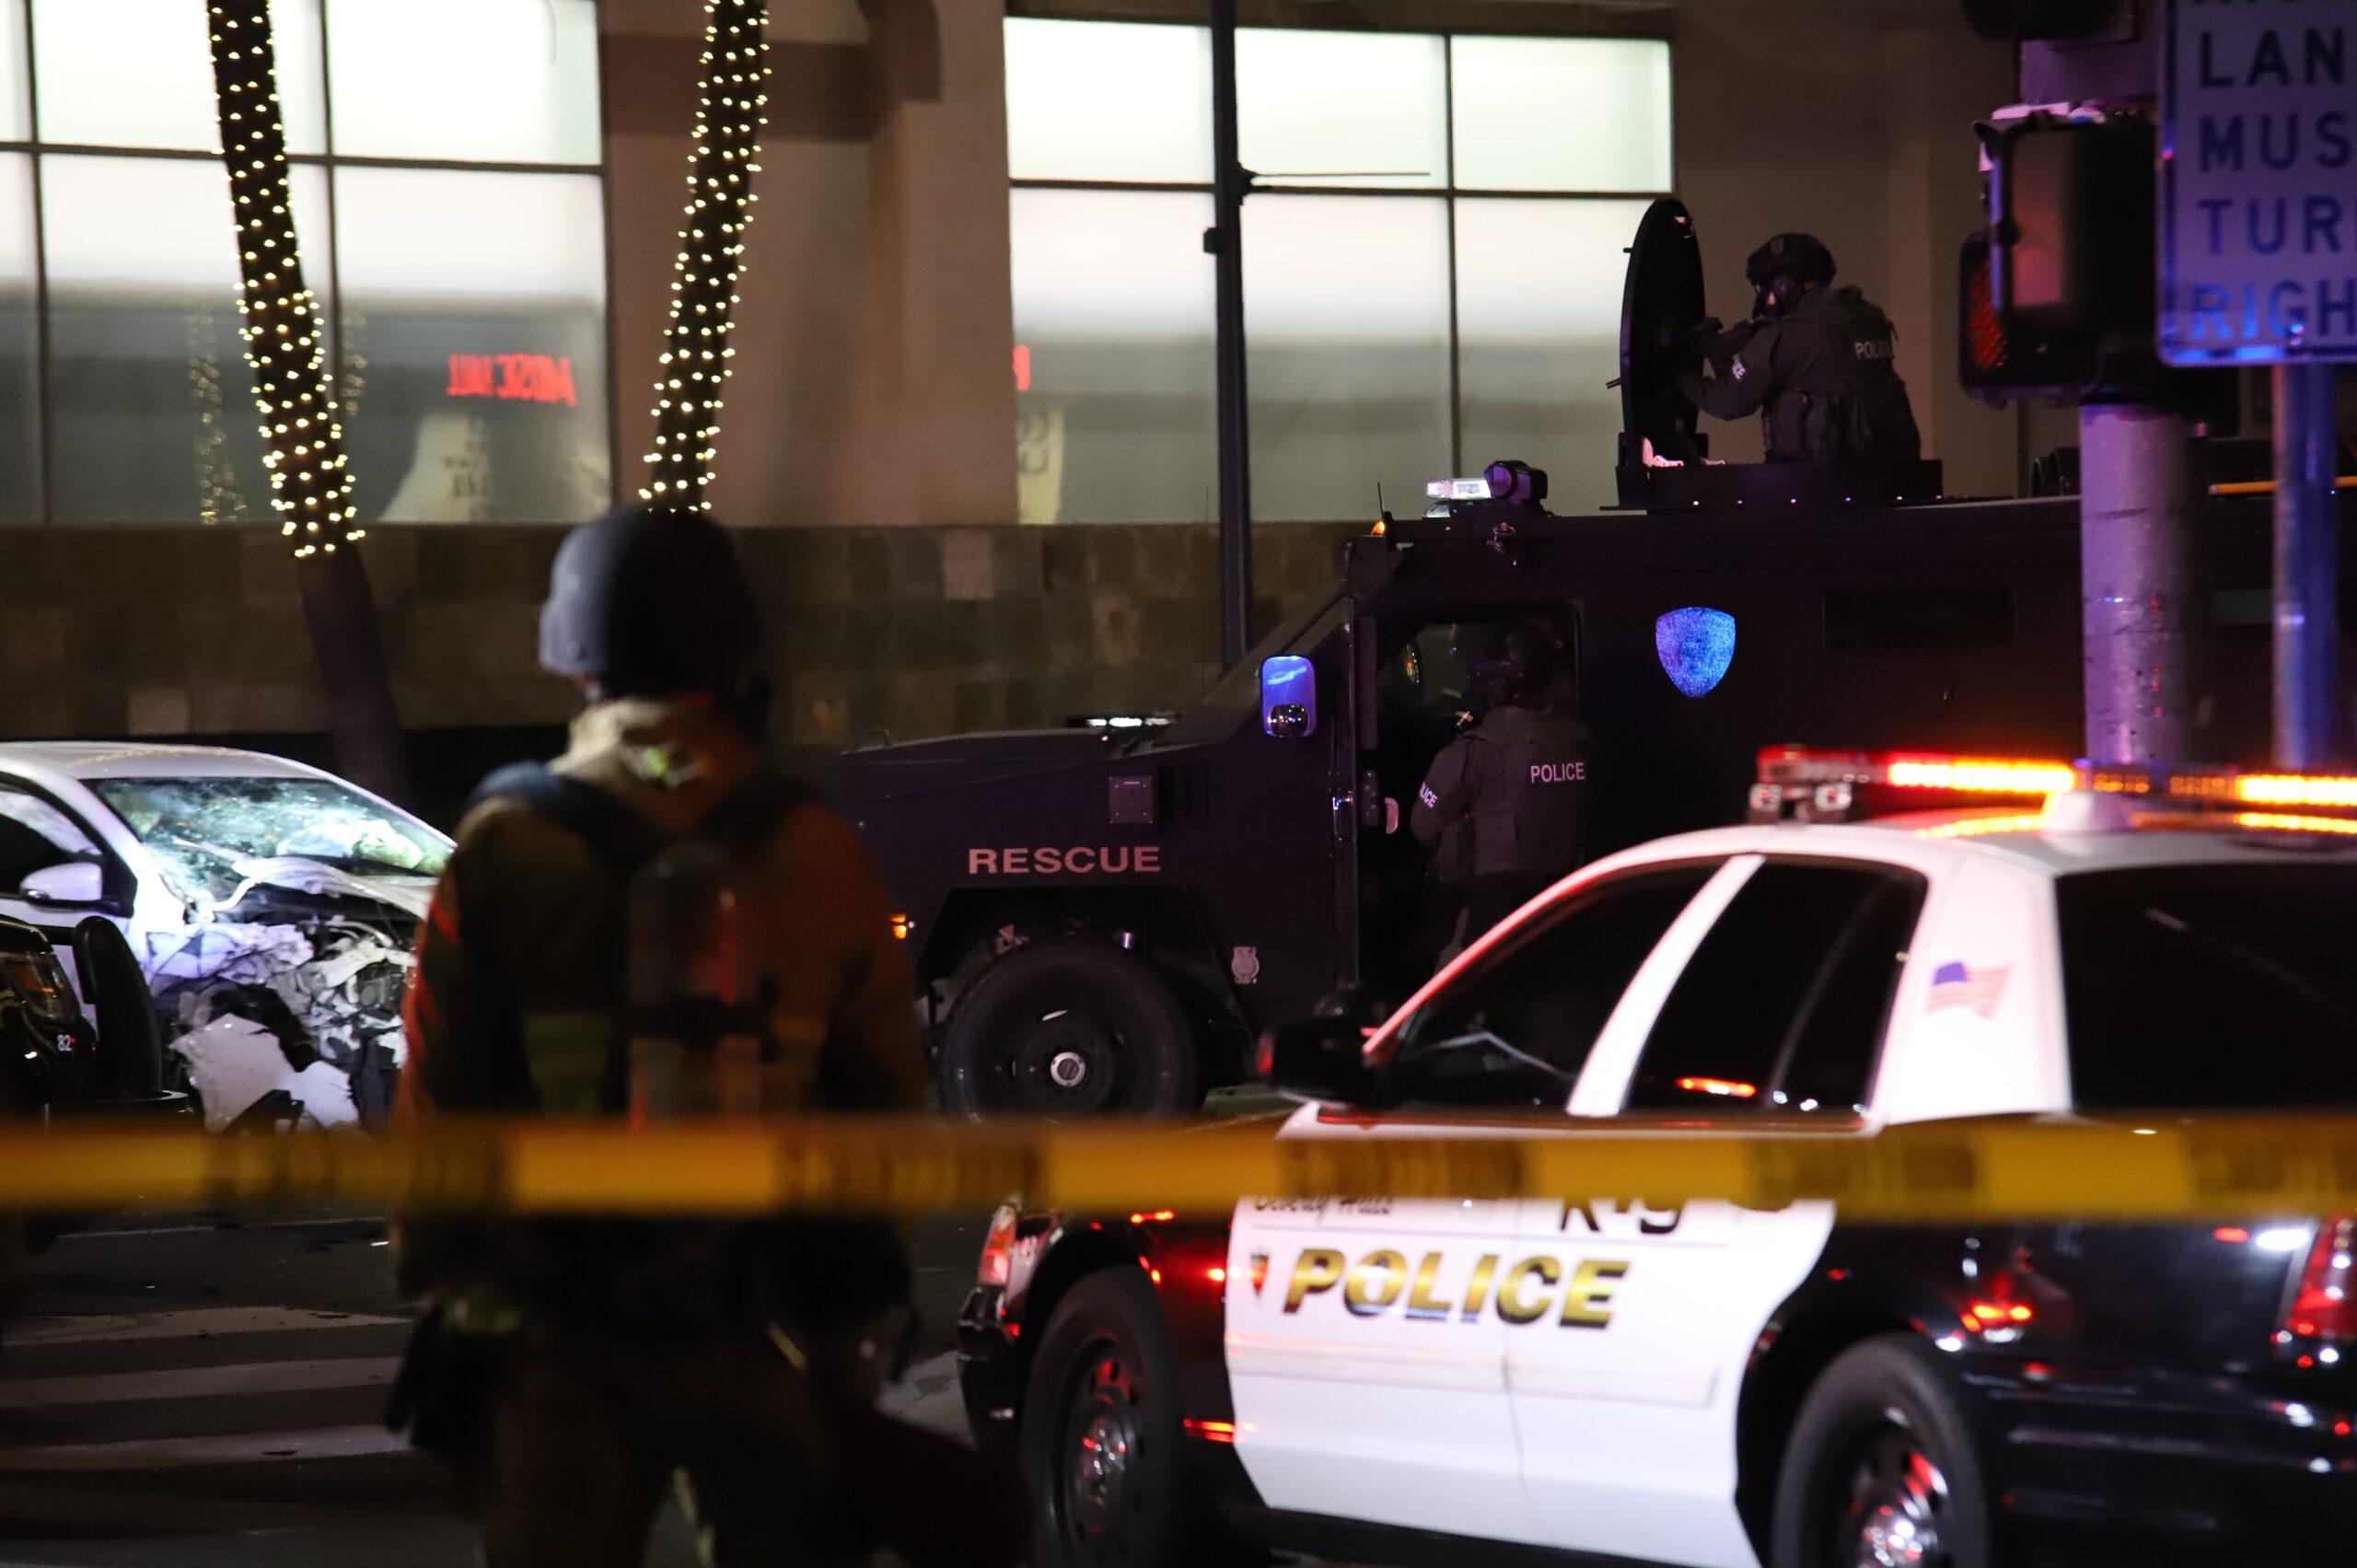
top-left (2160, 0), bottom-right (2357, 364)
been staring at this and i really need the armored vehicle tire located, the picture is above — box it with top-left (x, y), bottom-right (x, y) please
top-left (1023, 1268), bottom-right (1254, 1568)
top-left (938, 941), bottom-right (1200, 1116)
top-left (1771, 1333), bottom-right (1991, 1568)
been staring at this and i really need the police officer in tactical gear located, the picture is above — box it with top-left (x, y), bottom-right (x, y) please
top-left (1410, 619), bottom-right (1593, 953)
top-left (1680, 233), bottom-right (1923, 466)
top-left (392, 506), bottom-right (1018, 1568)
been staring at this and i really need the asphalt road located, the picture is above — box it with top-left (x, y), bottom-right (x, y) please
top-left (0, 1204), bottom-right (991, 1566)
top-left (0, 1087), bottom-right (1298, 1564)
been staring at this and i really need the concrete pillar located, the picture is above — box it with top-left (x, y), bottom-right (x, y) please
top-left (600, 0), bottom-right (1015, 529)
top-left (2079, 403), bottom-right (2199, 764)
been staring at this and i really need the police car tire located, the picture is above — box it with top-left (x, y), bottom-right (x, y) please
top-left (938, 942), bottom-right (1199, 1116)
top-left (1021, 1268), bottom-right (1252, 1568)
top-left (1769, 1332), bottom-right (1991, 1568)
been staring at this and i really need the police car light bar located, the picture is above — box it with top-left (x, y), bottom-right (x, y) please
top-left (1750, 747), bottom-right (2357, 825)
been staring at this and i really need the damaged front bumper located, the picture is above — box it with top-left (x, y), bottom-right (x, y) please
top-left (142, 878), bottom-right (422, 1132)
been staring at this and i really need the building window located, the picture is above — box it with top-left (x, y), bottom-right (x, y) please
top-left (1005, 18), bottom-right (1671, 525)
top-left (0, 0), bottom-right (609, 528)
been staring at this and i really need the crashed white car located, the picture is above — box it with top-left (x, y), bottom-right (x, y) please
top-left (0, 743), bottom-right (449, 1130)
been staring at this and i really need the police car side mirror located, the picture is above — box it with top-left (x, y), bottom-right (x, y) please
top-left (1260, 655), bottom-right (1316, 738)
top-left (1258, 1016), bottom-right (1372, 1105)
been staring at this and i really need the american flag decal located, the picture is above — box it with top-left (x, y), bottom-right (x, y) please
top-left (1927, 960), bottom-right (2010, 1017)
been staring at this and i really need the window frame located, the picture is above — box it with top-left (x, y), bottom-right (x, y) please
top-left (1365, 854), bottom-right (1734, 1114)
top-left (0, 772), bottom-right (134, 914)
top-left (6, 0), bottom-right (614, 526)
top-left (1371, 598), bottom-right (1585, 737)
top-left (2054, 858), bottom-right (2357, 1114)
top-left (1004, 17), bottom-right (1676, 505)
top-left (1611, 854), bottom-right (1929, 1122)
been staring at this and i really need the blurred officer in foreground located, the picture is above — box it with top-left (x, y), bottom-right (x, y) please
top-left (1411, 619), bottom-right (1593, 955)
top-left (1680, 232), bottom-right (1922, 466)
top-left (391, 505), bottom-right (1020, 1568)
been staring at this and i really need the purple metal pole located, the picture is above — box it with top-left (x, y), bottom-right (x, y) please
top-left (2272, 362), bottom-right (2341, 768)
top-left (2079, 403), bottom-right (2198, 765)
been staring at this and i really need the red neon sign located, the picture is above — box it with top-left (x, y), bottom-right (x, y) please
top-left (447, 353), bottom-right (579, 407)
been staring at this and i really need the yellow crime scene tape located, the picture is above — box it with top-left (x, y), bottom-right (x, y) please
top-left (3, 1115), bottom-right (2357, 1221)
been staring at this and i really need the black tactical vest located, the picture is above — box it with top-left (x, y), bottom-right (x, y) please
top-left (1766, 287), bottom-right (1922, 466)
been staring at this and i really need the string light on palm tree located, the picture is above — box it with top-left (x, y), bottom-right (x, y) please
top-left (204, 0), bottom-right (359, 559)
top-left (643, 0), bottom-right (770, 515)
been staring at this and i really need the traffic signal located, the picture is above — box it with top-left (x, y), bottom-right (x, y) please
top-left (1959, 230), bottom-right (2097, 402)
top-left (1960, 113), bottom-right (2154, 402)
top-left (1958, 0), bottom-right (2121, 41)
top-left (1958, 0), bottom-right (2154, 102)
top-left (1989, 113), bottom-right (2152, 338)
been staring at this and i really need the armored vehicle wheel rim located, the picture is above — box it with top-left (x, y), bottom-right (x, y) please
top-left (942, 943), bottom-right (1201, 1117)
top-left (1001, 1004), bottom-right (1126, 1113)
top-left (1833, 1415), bottom-right (1949, 1568)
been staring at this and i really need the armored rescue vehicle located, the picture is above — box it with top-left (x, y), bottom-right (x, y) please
top-left (829, 200), bottom-right (2301, 1115)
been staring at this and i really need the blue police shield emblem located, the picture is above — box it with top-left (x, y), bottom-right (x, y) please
top-left (1655, 607), bottom-right (1736, 698)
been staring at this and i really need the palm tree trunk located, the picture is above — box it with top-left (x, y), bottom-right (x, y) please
top-left (645, 0), bottom-right (771, 512)
top-left (204, 0), bottom-right (410, 802)
top-left (296, 549), bottom-right (409, 803)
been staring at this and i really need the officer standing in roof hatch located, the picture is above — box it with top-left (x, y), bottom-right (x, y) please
top-left (1411, 618), bottom-right (1592, 958)
top-left (1680, 232), bottom-right (1923, 466)
top-left (389, 505), bottom-right (1024, 1568)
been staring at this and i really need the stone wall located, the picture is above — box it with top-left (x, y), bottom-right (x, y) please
top-left (760, 521), bottom-right (1354, 747)
top-left (13, 520), bottom-right (1356, 775)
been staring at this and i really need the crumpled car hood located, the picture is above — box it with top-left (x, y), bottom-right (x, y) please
top-left (148, 856), bottom-right (433, 1132)
top-left (206, 856), bottom-right (435, 921)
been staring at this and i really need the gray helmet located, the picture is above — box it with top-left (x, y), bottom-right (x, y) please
top-left (1467, 618), bottom-right (1566, 713)
top-left (538, 505), bottom-right (762, 694)
top-left (1747, 232), bottom-right (1836, 317)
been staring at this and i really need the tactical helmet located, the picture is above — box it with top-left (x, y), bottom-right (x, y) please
top-left (539, 505), bottom-right (763, 694)
top-left (1467, 618), bottom-right (1566, 713)
top-left (1746, 232), bottom-right (1837, 317)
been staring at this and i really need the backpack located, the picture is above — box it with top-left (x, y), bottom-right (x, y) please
top-left (458, 765), bottom-right (910, 1339)
top-left (470, 762), bottom-right (815, 1112)
top-left (1822, 292), bottom-right (1922, 467)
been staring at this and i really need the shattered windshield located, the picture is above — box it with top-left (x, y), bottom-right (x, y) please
top-left (88, 777), bottom-right (449, 905)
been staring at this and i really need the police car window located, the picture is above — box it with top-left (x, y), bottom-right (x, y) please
top-left (0, 784), bottom-right (101, 889)
top-left (1626, 861), bottom-right (1925, 1115)
top-left (2059, 863), bottom-right (2357, 1109)
top-left (1383, 864), bottom-right (1714, 1110)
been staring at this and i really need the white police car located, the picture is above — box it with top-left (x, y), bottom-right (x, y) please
top-left (0, 744), bottom-right (447, 1124)
top-left (960, 750), bottom-right (2357, 1568)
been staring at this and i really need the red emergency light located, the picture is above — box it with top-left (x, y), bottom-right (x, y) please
top-left (1751, 747), bottom-right (2357, 825)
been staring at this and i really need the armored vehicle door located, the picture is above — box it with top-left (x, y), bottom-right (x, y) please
top-left (1358, 603), bottom-right (1583, 1005)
